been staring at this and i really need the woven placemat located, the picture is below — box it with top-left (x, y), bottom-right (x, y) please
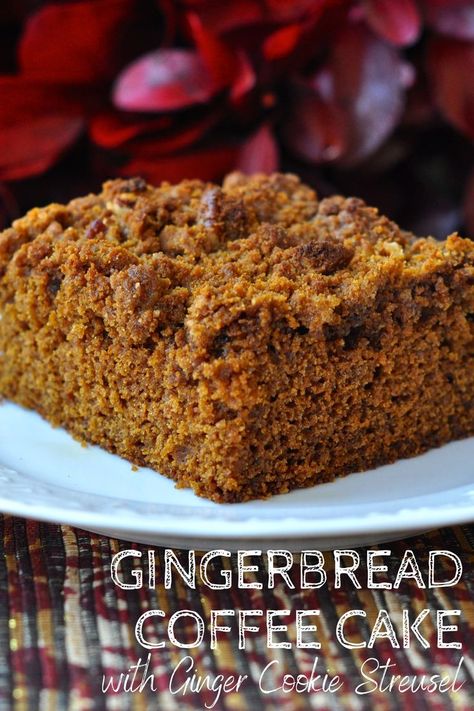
top-left (0, 516), bottom-right (472, 711)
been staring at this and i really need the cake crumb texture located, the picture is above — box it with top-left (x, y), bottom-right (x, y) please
top-left (1, 173), bottom-right (473, 502)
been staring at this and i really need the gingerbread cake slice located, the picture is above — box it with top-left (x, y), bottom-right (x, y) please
top-left (0, 173), bottom-right (473, 502)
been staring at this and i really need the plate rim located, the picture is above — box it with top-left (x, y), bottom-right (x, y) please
top-left (1, 463), bottom-right (473, 540)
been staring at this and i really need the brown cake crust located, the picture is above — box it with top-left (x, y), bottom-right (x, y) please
top-left (1, 173), bottom-right (473, 502)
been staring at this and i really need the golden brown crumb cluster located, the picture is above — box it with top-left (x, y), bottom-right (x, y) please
top-left (1, 173), bottom-right (473, 501)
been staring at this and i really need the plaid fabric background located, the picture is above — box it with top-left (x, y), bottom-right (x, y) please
top-left (0, 516), bottom-right (472, 711)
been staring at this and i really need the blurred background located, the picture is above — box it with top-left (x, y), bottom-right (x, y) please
top-left (0, 0), bottom-right (473, 237)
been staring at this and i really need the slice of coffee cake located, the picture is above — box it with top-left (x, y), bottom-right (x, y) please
top-left (0, 173), bottom-right (473, 502)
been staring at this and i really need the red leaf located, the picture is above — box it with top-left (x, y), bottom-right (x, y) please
top-left (282, 90), bottom-right (346, 163)
top-left (180, 1), bottom-right (262, 35)
top-left (0, 78), bottom-right (84, 179)
top-left (230, 52), bottom-right (257, 103)
top-left (263, 24), bottom-right (302, 60)
top-left (0, 78), bottom-right (84, 116)
top-left (237, 124), bottom-right (279, 173)
top-left (19, 0), bottom-right (136, 84)
top-left (0, 114), bottom-right (83, 181)
top-left (187, 12), bottom-right (239, 87)
top-left (428, 38), bottom-right (474, 140)
top-left (120, 144), bottom-right (239, 184)
top-left (328, 26), bottom-right (408, 164)
top-left (114, 49), bottom-right (222, 112)
top-left (90, 113), bottom-right (173, 149)
top-left (424, 0), bottom-right (474, 41)
top-left (364, 0), bottom-right (420, 46)
top-left (134, 114), bottom-right (219, 154)
top-left (96, 111), bottom-right (219, 153)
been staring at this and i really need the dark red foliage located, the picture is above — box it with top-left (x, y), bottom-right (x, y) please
top-left (364, 0), bottom-right (421, 46)
top-left (325, 25), bottom-right (409, 164)
top-left (238, 123), bottom-right (279, 173)
top-left (120, 143), bottom-right (239, 184)
top-left (424, 0), bottom-right (474, 41)
top-left (427, 38), bottom-right (474, 140)
top-left (0, 78), bottom-right (84, 180)
top-left (0, 0), bottom-right (472, 236)
top-left (114, 49), bottom-right (223, 111)
top-left (19, 0), bottom-right (136, 84)
top-left (263, 24), bottom-right (303, 59)
top-left (186, 13), bottom-right (240, 87)
top-left (90, 113), bottom-right (174, 149)
top-left (282, 86), bottom-right (346, 163)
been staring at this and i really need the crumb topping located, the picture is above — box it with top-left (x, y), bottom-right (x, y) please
top-left (1, 172), bottom-right (473, 350)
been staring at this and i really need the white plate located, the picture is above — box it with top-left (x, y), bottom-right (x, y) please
top-left (0, 401), bottom-right (473, 550)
